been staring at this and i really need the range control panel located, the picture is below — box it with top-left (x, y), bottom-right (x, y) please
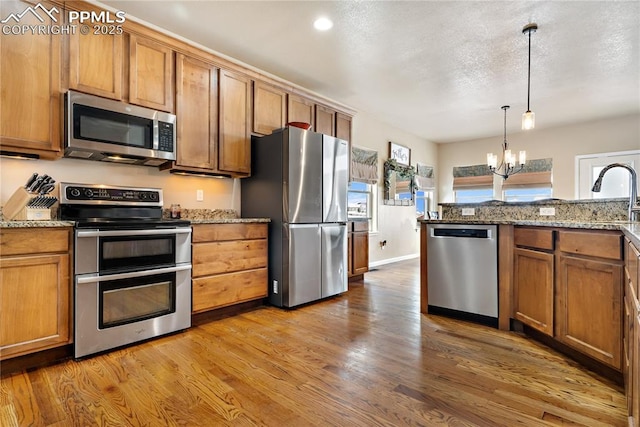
top-left (59, 183), bottom-right (163, 206)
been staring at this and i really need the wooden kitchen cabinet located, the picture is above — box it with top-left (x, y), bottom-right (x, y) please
top-left (0, 0), bottom-right (62, 159)
top-left (192, 223), bottom-right (268, 313)
top-left (348, 221), bottom-right (369, 279)
top-left (288, 94), bottom-right (315, 129)
top-left (315, 104), bottom-right (337, 136)
top-left (219, 69), bottom-right (252, 175)
top-left (253, 81), bottom-right (287, 135)
top-left (513, 228), bottom-right (555, 335)
top-left (128, 34), bottom-right (174, 112)
top-left (556, 230), bottom-right (623, 370)
top-left (336, 113), bottom-right (352, 143)
top-left (624, 237), bottom-right (640, 424)
top-left (173, 53), bottom-right (218, 171)
top-left (0, 228), bottom-right (72, 360)
top-left (68, 23), bottom-right (123, 100)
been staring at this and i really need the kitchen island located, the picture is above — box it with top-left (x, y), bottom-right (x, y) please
top-left (419, 198), bottom-right (640, 423)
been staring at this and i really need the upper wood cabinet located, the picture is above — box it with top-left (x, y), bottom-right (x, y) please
top-left (336, 113), bottom-right (352, 143)
top-left (68, 28), bottom-right (123, 100)
top-left (174, 53), bottom-right (218, 171)
top-left (315, 104), bottom-right (337, 136)
top-left (0, 0), bottom-right (62, 159)
top-left (129, 34), bottom-right (174, 112)
top-left (219, 69), bottom-right (252, 175)
top-left (288, 94), bottom-right (315, 129)
top-left (253, 81), bottom-right (286, 135)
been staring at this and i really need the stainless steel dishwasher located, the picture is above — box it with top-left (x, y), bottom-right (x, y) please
top-left (426, 223), bottom-right (498, 327)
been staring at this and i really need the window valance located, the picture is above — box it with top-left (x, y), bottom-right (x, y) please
top-left (350, 146), bottom-right (378, 184)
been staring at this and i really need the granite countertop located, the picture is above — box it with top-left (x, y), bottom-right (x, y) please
top-left (190, 218), bottom-right (271, 224)
top-left (0, 220), bottom-right (75, 228)
top-left (420, 219), bottom-right (640, 249)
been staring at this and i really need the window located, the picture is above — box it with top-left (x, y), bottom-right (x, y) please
top-left (347, 181), bottom-right (370, 218)
top-left (415, 190), bottom-right (434, 219)
top-left (348, 182), bottom-right (377, 232)
top-left (455, 188), bottom-right (494, 203)
top-left (503, 187), bottom-right (552, 202)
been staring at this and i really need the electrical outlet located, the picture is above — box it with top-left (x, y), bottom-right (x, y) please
top-left (461, 208), bottom-right (475, 216)
top-left (196, 189), bottom-right (204, 201)
top-left (539, 207), bottom-right (555, 216)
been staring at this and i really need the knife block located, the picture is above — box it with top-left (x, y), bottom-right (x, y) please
top-left (3, 187), bottom-right (51, 221)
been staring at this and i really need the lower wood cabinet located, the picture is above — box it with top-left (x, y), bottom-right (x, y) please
top-left (513, 247), bottom-right (554, 335)
top-left (348, 221), bottom-right (369, 279)
top-left (192, 223), bottom-right (268, 313)
top-left (513, 227), bottom-right (624, 371)
top-left (624, 237), bottom-right (640, 424)
top-left (0, 228), bottom-right (72, 360)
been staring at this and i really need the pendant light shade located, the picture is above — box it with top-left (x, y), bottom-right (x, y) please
top-left (522, 23), bottom-right (538, 130)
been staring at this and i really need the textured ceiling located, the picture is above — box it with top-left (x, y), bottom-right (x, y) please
top-left (101, 0), bottom-right (640, 143)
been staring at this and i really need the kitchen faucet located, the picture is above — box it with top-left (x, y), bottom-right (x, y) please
top-left (591, 163), bottom-right (640, 221)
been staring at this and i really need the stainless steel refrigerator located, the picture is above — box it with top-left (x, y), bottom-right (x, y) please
top-left (241, 126), bottom-right (348, 307)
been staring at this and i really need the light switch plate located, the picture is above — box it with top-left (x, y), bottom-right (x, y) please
top-left (461, 208), bottom-right (475, 216)
top-left (539, 207), bottom-right (555, 216)
top-left (196, 189), bottom-right (204, 201)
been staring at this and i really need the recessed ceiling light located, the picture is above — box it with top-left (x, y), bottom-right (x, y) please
top-left (313, 17), bottom-right (333, 31)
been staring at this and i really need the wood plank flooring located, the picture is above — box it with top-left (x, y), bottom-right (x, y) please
top-left (0, 258), bottom-right (627, 426)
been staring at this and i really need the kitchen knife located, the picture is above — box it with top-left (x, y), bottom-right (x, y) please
top-left (28, 176), bottom-right (43, 193)
top-left (24, 173), bottom-right (38, 189)
top-left (39, 183), bottom-right (55, 195)
top-left (31, 175), bottom-right (49, 193)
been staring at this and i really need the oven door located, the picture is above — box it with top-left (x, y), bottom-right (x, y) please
top-left (74, 264), bottom-right (191, 358)
top-left (75, 227), bottom-right (192, 275)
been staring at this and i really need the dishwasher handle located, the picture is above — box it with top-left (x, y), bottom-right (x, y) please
top-left (432, 228), bottom-right (491, 239)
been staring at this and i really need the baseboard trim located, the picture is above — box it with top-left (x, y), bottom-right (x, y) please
top-left (369, 253), bottom-right (419, 268)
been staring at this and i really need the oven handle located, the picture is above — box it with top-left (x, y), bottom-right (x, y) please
top-left (76, 264), bottom-right (192, 284)
top-left (76, 227), bottom-right (192, 238)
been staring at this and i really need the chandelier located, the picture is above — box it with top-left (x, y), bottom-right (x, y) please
top-left (522, 23), bottom-right (538, 130)
top-left (487, 106), bottom-right (526, 179)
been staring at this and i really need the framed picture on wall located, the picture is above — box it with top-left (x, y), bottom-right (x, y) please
top-left (389, 142), bottom-right (411, 166)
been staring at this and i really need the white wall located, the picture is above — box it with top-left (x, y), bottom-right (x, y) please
top-left (351, 111), bottom-right (437, 265)
top-left (437, 113), bottom-right (640, 202)
top-left (0, 157), bottom-right (240, 211)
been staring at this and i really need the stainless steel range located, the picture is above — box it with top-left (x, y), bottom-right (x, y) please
top-left (60, 183), bottom-right (192, 358)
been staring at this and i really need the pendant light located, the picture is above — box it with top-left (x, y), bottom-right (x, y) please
top-left (487, 106), bottom-right (526, 179)
top-left (522, 23), bottom-right (538, 130)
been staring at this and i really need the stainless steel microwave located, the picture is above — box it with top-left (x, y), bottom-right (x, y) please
top-left (64, 90), bottom-right (176, 167)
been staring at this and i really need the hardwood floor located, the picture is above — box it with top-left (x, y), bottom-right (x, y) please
top-left (1, 258), bottom-right (627, 426)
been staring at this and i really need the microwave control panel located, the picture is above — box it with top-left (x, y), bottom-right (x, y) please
top-left (157, 121), bottom-right (174, 153)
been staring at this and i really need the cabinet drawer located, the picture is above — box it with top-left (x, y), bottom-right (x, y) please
top-left (192, 268), bottom-right (268, 312)
top-left (352, 221), bottom-right (369, 233)
top-left (514, 227), bottom-right (554, 250)
top-left (192, 223), bottom-right (267, 242)
top-left (0, 228), bottom-right (70, 256)
top-left (193, 239), bottom-right (267, 277)
top-left (558, 230), bottom-right (622, 260)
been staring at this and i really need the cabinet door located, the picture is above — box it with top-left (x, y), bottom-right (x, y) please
top-left (352, 231), bottom-right (369, 275)
top-left (129, 34), bottom-right (174, 112)
top-left (288, 94), bottom-right (315, 129)
top-left (632, 310), bottom-right (640, 423)
top-left (69, 25), bottom-right (123, 100)
top-left (557, 254), bottom-right (623, 369)
top-left (336, 113), bottom-right (352, 143)
top-left (175, 53), bottom-right (218, 170)
top-left (253, 81), bottom-right (286, 135)
top-left (219, 69), bottom-right (251, 174)
top-left (315, 104), bottom-right (336, 136)
top-left (348, 232), bottom-right (353, 277)
top-left (513, 247), bottom-right (554, 335)
top-left (0, 0), bottom-right (62, 158)
top-left (0, 254), bottom-right (70, 359)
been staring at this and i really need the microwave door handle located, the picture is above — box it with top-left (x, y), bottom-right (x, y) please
top-left (76, 264), bottom-right (192, 284)
top-left (76, 228), bottom-right (192, 238)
